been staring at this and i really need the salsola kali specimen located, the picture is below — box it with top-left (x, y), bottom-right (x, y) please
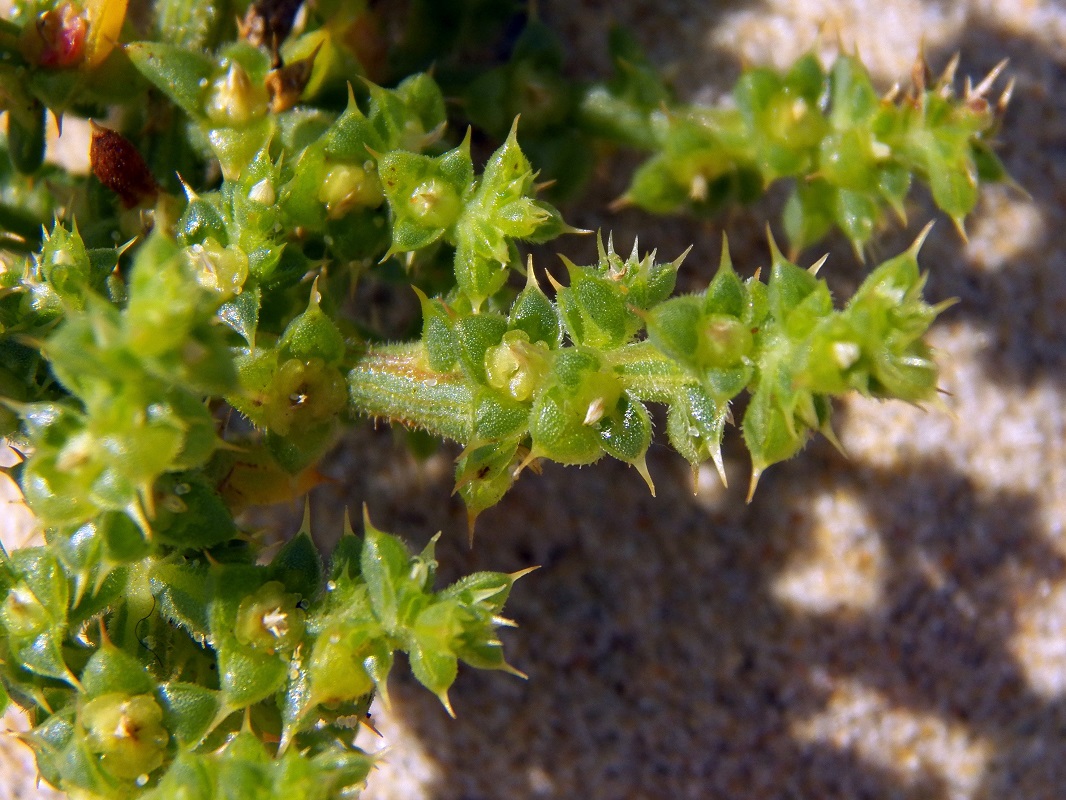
top-left (0, 1), bottom-right (1011, 796)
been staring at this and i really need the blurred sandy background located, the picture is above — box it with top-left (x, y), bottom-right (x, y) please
top-left (4, 0), bottom-right (1066, 798)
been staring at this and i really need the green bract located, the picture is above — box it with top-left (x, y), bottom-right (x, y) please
top-left (0, 1), bottom-right (1001, 797)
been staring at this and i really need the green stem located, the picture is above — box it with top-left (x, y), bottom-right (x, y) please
top-left (606, 340), bottom-right (695, 402)
top-left (347, 342), bottom-right (474, 442)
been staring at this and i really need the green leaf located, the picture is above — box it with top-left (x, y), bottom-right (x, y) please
top-left (278, 282), bottom-right (346, 366)
top-left (38, 222), bottom-right (92, 306)
top-left (54, 731), bottom-right (116, 795)
top-left (556, 258), bottom-right (634, 349)
top-left (646, 295), bottom-right (703, 368)
top-left (742, 381), bottom-right (807, 479)
top-left (454, 441), bottom-right (523, 525)
top-left (126, 42), bottom-right (213, 118)
top-left (157, 682), bottom-right (221, 750)
top-left (877, 162), bottom-right (912, 221)
top-left (767, 249), bottom-right (825, 325)
top-left (218, 285), bottom-right (261, 347)
top-left (819, 128), bottom-right (877, 190)
top-left (153, 475), bottom-right (238, 550)
top-left (6, 97), bottom-right (46, 176)
top-left (455, 313), bottom-right (508, 385)
top-left (11, 548), bottom-right (69, 624)
top-left (271, 532), bottom-right (323, 601)
top-left (472, 390), bottom-right (529, 442)
top-left (306, 624), bottom-right (378, 707)
top-left (783, 180), bottom-right (835, 254)
top-left (834, 188), bottom-right (879, 254)
top-left (441, 571), bottom-right (517, 614)
top-left (972, 143), bottom-right (1010, 183)
top-left (6, 626), bottom-right (73, 683)
top-left (927, 150), bottom-right (978, 230)
top-left (178, 191), bottom-right (228, 247)
top-left (365, 77), bottom-right (444, 151)
top-left (627, 153), bottom-right (693, 213)
top-left (279, 142), bottom-right (330, 230)
top-left (150, 560), bottom-right (211, 641)
top-left (452, 236), bottom-right (510, 309)
top-left (415, 289), bottom-right (460, 371)
top-left (785, 52), bottom-right (828, 102)
top-left (828, 56), bottom-right (878, 127)
top-left (408, 637), bottom-right (458, 714)
top-left (323, 92), bottom-right (381, 159)
top-left (23, 713), bottom-right (76, 791)
top-left (394, 73), bottom-right (448, 136)
top-left (328, 527), bottom-right (363, 584)
top-left (509, 273), bottom-right (562, 348)
top-left (665, 384), bottom-right (729, 473)
top-left (217, 642), bottom-right (289, 708)
top-left (360, 512), bottom-right (412, 632)
top-left (529, 384), bottom-right (604, 465)
top-left (597, 393), bottom-right (652, 465)
top-left (153, 0), bottom-right (227, 50)
top-left (81, 643), bottom-right (157, 698)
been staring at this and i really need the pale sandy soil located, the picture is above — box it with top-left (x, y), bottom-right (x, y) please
top-left (4, 1), bottom-right (1066, 798)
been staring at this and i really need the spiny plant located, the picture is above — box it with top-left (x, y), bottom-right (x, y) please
top-left (452, 18), bottom-right (1014, 257)
top-left (351, 226), bottom-right (944, 527)
top-left (600, 44), bottom-right (1012, 258)
top-left (0, 1), bottom-right (1009, 797)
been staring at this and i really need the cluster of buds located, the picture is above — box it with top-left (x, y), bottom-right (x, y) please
top-left (0, 507), bottom-right (524, 797)
top-left (228, 280), bottom-right (349, 472)
top-left (350, 229), bottom-right (944, 524)
top-left (613, 52), bottom-right (1012, 256)
top-left (13, 228), bottom-right (230, 535)
top-left (378, 122), bottom-right (569, 309)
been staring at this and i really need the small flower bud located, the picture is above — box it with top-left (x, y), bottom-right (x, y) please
top-left (185, 240), bottom-right (249, 302)
top-left (832, 340), bottom-right (861, 369)
top-left (0, 584), bottom-right (50, 637)
top-left (582, 396), bottom-right (606, 426)
top-left (81, 693), bottom-right (168, 780)
top-left (235, 581), bottom-right (305, 654)
top-left (248, 177), bottom-right (276, 206)
top-left (317, 162), bottom-right (384, 218)
top-left (484, 332), bottom-right (550, 403)
top-left (408, 178), bottom-right (462, 229)
top-left (27, 3), bottom-right (87, 68)
top-left (205, 62), bottom-right (267, 126)
top-left (264, 357), bottom-right (347, 435)
top-left (699, 314), bottom-right (753, 367)
top-left (185, 238), bottom-right (249, 299)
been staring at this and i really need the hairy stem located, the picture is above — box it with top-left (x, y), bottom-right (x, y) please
top-left (347, 343), bottom-right (474, 442)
